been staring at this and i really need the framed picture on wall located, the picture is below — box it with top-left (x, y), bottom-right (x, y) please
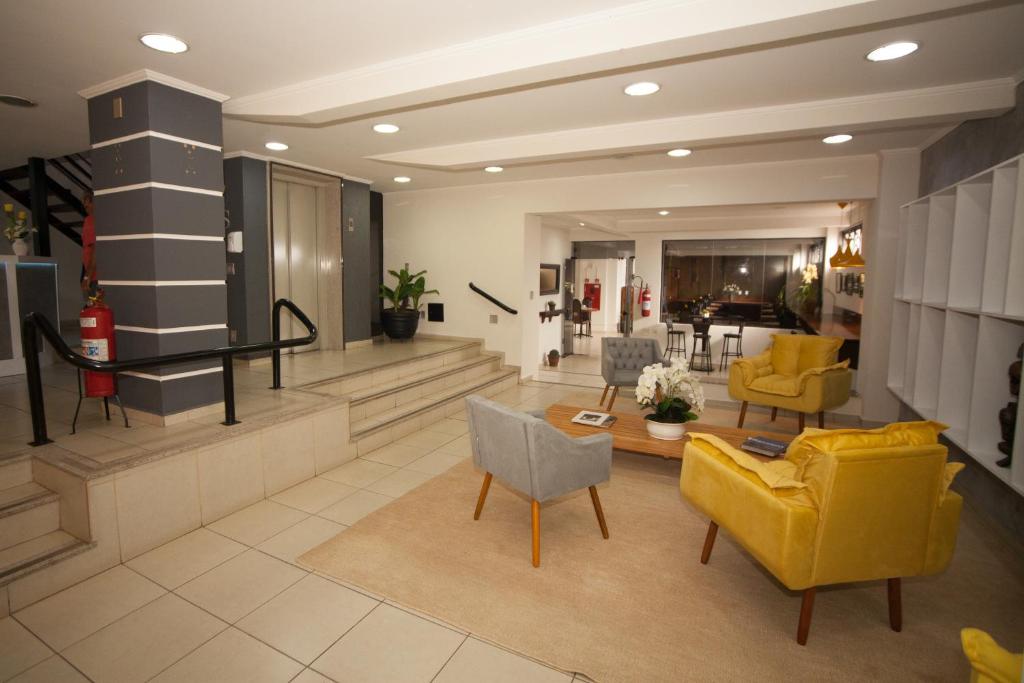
top-left (539, 263), bottom-right (561, 295)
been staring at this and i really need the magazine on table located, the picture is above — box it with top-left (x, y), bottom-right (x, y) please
top-left (740, 435), bottom-right (790, 457)
top-left (571, 410), bottom-right (617, 428)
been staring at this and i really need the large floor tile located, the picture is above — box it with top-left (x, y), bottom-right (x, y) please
top-left (151, 627), bottom-right (303, 683)
top-left (237, 574), bottom-right (377, 665)
top-left (405, 450), bottom-right (463, 476)
top-left (318, 489), bottom-right (394, 525)
top-left (423, 418), bottom-right (469, 436)
top-left (258, 516), bottom-right (346, 565)
top-left (62, 593), bottom-right (225, 683)
top-left (126, 528), bottom-right (246, 590)
top-left (0, 617), bottom-right (52, 680)
top-left (360, 443), bottom-right (428, 467)
top-left (365, 468), bottom-right (434, 498)
top-left (395, 429), bottom-right (458, 451)
top-left (435, 434), bottom-right (473, 457)
top-left (291, 668), bottom-right (334, 683)
top-left (434, 637), bottom-right (572, 683)
top-left (312, 604), bottom-right (464, 683)
top-left (175, 549), bottom-right (306, 623)
top-left (320, 458), bottom-right (397, 488)
top-left (8, 655), bottom-right (89, 682)
top-left (270, 477), bottom-right (357, 514)
top-left (207, 500), bottom-right (308, 547)
top-left (14, 565), bottom-right (165, 651)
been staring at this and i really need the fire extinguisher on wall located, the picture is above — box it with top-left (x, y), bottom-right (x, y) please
top-left (639, 285), bottom-right (653, 317)
top-left (74, 291), bottom-right (129, 432)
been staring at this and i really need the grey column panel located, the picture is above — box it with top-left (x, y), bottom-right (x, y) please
top-left (88, 81), bottom-right (222, 147)
top-left (96, 189), bottom-right (224, 237)
top-left (341, 180), bottom-right (372, 343)
top-left (224, 157), bottom-right (271, 347)
top-left (0, 264), bottom-right (10, 360)
top-left (92, 137), bottom-right (223, 192)
top-left (369, 191), bottom-right (383, 337)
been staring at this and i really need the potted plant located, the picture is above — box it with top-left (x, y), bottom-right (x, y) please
top-left (636, 359), bottom-right (705, 440)
top-left (722, 282), bottom-right (741, 302)
top-left (4, 204), bottom-right (34, 256)
top-left (547, 349), bottom-right (560, 367)
top-left (792, 263), bottom-right (819, 318)
top-left (379, 266), bottom-right (439, 340)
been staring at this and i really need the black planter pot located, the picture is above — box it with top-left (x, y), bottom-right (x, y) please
top-left (382, 308), bottom-right (420, 340)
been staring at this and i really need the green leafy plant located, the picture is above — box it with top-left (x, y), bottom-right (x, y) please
top-left (380, 266), bottom-right (439, 311)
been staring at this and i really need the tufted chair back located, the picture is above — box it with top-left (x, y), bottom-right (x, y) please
top-left (601, 337), bottom-right (665, 387)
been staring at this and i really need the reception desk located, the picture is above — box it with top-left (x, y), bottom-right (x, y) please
top-left (1, 255), bottom-right (61, 377)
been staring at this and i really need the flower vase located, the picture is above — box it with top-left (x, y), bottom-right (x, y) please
top-left (645, 420), bottom-right (686, 441)
top-left (12, 239), bottom-right (29, 256)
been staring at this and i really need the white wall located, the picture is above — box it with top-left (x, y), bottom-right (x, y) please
top-left (383, 155), bottom-right (880, 373)
top-left (536, 223), bottom-right (571, 370)
top-left (574, 257), bottom-right (621, 332)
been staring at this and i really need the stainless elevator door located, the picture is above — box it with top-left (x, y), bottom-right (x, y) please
top-left (272, 180), bottom-right (320, 353)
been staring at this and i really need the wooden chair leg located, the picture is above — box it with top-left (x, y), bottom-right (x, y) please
top-left (797, 587), bottom-right (816, 646)
top-left (531, 499), bottom-right (541, 568)
top-left (888, 578), bottom-right (902, 632)
top-left (770, 407), bottom-right (778, 422)
top-left (473, 472), bottom-right (493, 520)
top-left (737, 401), bottom-right (748, 428)
top-left (700, 521), bottom-right (718, 564)
top-left (818, 411), bottom-right (825, 429)
top-left (588, 486), bottom-right (609, 539)
top-left (798, 412), bottom-right (806, 432)
top-left (606, 386), bottom-right (619, 412)
top-left (599, 385), bottom-right (610, 406)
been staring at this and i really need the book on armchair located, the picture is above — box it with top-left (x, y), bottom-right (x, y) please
top-left (740, 436), bottom-right (790, 457)
top-left (571, 410), bottom-right (617, 428)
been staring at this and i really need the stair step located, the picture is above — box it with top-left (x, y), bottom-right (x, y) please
top-left (0, 454), bottom-right (33, 492)
top-left (0, 530), bottom-right (92, 587)
top-left (350, 355), bottom-right (500, 413)
top-left (0, 484), bottom-right (61, 551)
top-left (352, 367), bottom-right (518, 438)
top-left (47, 202), bottom-right (77, 213)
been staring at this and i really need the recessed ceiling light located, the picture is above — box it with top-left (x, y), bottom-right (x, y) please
top-left (0, 94), bottom-right (37, 108)
top-left (624, 81), bottom-right (660, 97)
top-left (394, 176), bottom-right (412, 183)
top-left (373, 123), bottom-right (400, 134)
top-left (139, 33), bottom-right (188, 54)
top-left (866, 41), bottom-right (919, 62)
top-left (578, 222), bottom-right (586, 227)
top-left (658, 210), bottom-right (671, 216)
top-left (484, 166), bottom-right (503, 173)
top-left (822, 134), bottom-right (853, 144)
top-left (265, 141), bottom-right (289, 151)
top-left (666, 148), bottom-right (692, 158)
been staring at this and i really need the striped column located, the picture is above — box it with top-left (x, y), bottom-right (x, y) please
top-left (82, 73), bottom-right (229, 417)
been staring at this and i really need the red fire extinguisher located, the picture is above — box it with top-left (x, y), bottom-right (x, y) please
top-left (639, 285), bottom-right (652, 317)
top-left (80, 293), bottom-right (116, 397)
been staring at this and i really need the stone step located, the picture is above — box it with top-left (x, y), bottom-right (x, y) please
top-left (0, 454), bottom-right (33, 492)
top-left (0, 483), bottom-right (61, 552)
top-left (0, 530), bottom-right (92, 588)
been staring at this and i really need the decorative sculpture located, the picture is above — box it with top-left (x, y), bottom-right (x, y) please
top-left (996, 343), bottom-right (1022, 468)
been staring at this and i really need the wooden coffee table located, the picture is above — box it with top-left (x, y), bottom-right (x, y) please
top-left (544, 404), bottom-right (770, 461)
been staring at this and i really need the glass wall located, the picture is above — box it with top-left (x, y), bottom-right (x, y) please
top-left (661, 237), bottom-right (826, 326)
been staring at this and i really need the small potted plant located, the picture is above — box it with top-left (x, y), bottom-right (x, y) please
top-left (635, 359), bottom-right (705, 440)
top-left (379, 266), bottom-right (439, 340)
top-left (793, 263), bottom-right (819, 317)
top-left (547, 349), bottom-right (560, 367)
top-left (4, 204), bottom-right (34, 256)
top-left (722, 282), bottom-right (741, 302)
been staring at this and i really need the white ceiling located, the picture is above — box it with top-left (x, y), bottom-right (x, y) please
top-left (2, 0), bottom-right (1023, 191)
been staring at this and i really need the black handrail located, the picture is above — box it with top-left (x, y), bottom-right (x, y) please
top-left (22, 298), bottom-right (317, 446)
top-left (468, 282), bottom-right (518, 315)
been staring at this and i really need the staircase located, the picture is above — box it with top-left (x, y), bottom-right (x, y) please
top-left (0, 153), bottom-right (92, 250)
top-left (0, 454), bottom-right (90, 590)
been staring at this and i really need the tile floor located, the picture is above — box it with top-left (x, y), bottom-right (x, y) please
top-left (0, 381), bottom-right (840, 682)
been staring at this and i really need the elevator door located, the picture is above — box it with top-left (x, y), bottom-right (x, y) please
top-left (272, 180), bottom-right (320, 352)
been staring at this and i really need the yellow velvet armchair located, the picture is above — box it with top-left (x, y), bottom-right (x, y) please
top-left (729, 334), bottom-right (852, 431)
top-left (679, 422), bottom-right (964, 645)
top-left (961, 628), bottom-right (1024, 683)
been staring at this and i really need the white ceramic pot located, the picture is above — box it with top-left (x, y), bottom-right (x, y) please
top-left (645, 420), bottom-right (686, 441)
top-left (12, 238), bottom-right (29, 256)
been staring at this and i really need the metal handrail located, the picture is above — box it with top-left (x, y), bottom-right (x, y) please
top-left (468, 282), bottom-right (518, 315)
top-left (22, 298), bottom-right (317, 446)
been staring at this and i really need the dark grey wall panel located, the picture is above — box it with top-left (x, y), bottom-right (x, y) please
top-left (224, 157), bottom-right (271, 347)
top-left (88, 81), bottom-right (222, 147)
top-left (98, 239), bottom-right (225, 281)
top-left (920, 80), bottom-right (1024, 195)
top-left (95, 189), bottom-right (223, 237)
top-left (87, 81), bottom-right (151, 144)
top-left (117, 328), bottom-right (227, 360)
top-left (104, 285), bottom-right (227, 329)
top-left (118, 371), bottom-right (223, 415)
top-left (369, 191), bottom-right (383, 336)
top-left (92, 137), bottom-right (222, 192)
top-left (341, 180), bottom-right (372, 343)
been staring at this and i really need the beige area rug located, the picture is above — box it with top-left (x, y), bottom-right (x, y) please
top-left (300, 454), bottom-right (1024, 682)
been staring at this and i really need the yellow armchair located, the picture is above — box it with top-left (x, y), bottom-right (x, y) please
top-left (729, 334), bottom-right (852, 431)
top-left (679, 422), bottom-right (963, 645)
top-left (961, 628), bottom-right (1024, 683)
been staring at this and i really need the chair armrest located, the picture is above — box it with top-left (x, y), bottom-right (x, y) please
top-left (732, 350), bottom-right (772, 386)
top-left (797, 364), bottom-right (852, 410)
top-left (531, 423), bottom-right (613, 502)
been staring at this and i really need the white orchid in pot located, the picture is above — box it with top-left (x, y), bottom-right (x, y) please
top-left (4, 204), bottom-right (35, 256)
top-left (636, 359), bottom-right (705, 440)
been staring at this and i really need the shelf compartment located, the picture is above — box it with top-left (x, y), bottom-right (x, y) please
top-left (981, 163), bottom-right (1019, 314)
top-left (936, 311), bottom-right (979, 436)
top-left (902, 202), bottom-right (929, 302)
top-left (947, 179), bottom-right (992, 311)
top-left (1003, 162), bottom-right (1024, 318)
top-left (922, 193), bottom-right (956, 306)
top-left (911, 306), bottom-right (945, 417)
top-left (887, 300), bottom-right (910, 392)
top-left (894, 209), bottom-right (908, 300)
top-left (903, 304), bottom-right (922, 404)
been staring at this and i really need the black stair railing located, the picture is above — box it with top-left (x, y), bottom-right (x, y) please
top-left (22, 298), bottom-right (317, 446)
top-left (468, 282), bottom-right (518, 315)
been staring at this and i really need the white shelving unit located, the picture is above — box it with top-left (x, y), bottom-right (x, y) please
top-left (889, 152), bottom-right (1024, 496)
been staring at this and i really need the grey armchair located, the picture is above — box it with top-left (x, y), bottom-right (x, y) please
top-left (465, 395), bottom-right (612, 567)
top-left (600, 337), bottom-right (667, 411)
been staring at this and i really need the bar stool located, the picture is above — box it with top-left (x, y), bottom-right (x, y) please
top-left (666, 322), bottom-right (687, 361)
top-left (690, 319), bottom-right (713, 374)
top-left (719, 317), bottom-right (745, 371)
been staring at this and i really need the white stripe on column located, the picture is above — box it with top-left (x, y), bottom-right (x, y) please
top-left (115, 324), bottom-right (227, 334)
top-left (92, 130), bottom-right (222, 151)
top-left (94, 182), bottom-right (222, 197)
top-left (120, 366), bottom-right (223, 382)
top-left (98, 280), bottom-right (225, 286)
top-left (96, 233), bottom-right (224, 242)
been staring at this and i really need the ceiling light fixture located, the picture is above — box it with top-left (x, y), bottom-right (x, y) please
top-left (822, 134), bottom-right (853, 144)
top-left (484, 166), bottom-right (503, 173)
top-left (578, 222), bottom-right (586, 227)
top-left (624, 81), bottom-right (660, 97)
top-left (139, 33), bottom-right (189, 54)
top-left (866, 41), bottom-right (919, 62)
top-left (394, 176), bottom-right (412, 183)
top-left (658, 210), bottom-right (670, 216)
top-left (373, 123), bottom-right (400, 134)
top-left (264, 142), bottom-right (289, 151)
top-left (0, 94), bottom-right (37, 108)
top-left (666, 148), bottom-right (691, 158)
